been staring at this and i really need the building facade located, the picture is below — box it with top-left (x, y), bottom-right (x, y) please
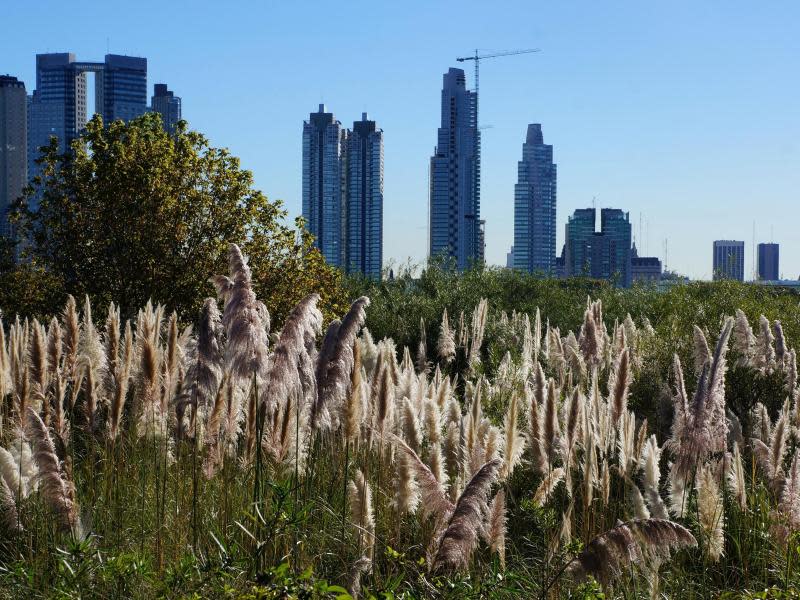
top-left (346, 113), bottom-right (383, 278)
top-left (631, 243), bottom-right (663, 283)
top-left (429, 68), bottom-right (481, 270)
top-left (150, 83), bottom-right (182, 133)
top-left (757, 243), bottom-right (779, 281)
top-left (512, 123), bottom-right (557, 273)
top-left (28, 53), bottom-right (147, 184)
top-left (565, 207), bottom-right (632, 287)
top-left (0, 75), bottom-right (27, 239)
top-left (712, 240), bottom-right (745, 281)
top-left (302, 104), bottom-right (347, 268)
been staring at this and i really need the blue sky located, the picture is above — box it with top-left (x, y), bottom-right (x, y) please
top-left (3, 1), bottom-right (799, 279)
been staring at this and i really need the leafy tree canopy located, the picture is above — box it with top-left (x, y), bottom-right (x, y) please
top-left (9, 113), bottom-right (347, 323)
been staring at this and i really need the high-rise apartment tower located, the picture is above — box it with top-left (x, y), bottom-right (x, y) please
top-left (429, 68), bottom-right (481, 270)
top-left (0, 75), bottom-right (27, 238)
top-left (512, 123), bottom-right (556, 273)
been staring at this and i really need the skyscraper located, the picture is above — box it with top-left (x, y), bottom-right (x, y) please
top-left (28, 53), bottom-right (147, 183)
top-left (101, 55), bottom-right (147, 123)
top-left (0, 75), bottom-right (27, 238)
top-left (346, 113), bottom-right (383, 278)
top-left (712, 240), bottom-right (745, 281)
top-left (429, 68), bottom-right (480, 270)
top-left (757, 243), bottom-right (779, 281)
top-left (601, 209), bottom-right (633, 287)
top-left (302, 104), bottom-right (347, 268)
top-left (565, 207), bottom-right (632, 286)
top-left (151, 83), bottom-right (182, 133)
top-left (513, 123), bottom-right (557, 273)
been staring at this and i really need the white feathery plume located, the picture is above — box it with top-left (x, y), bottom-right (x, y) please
top-left (392, 450), bottom-right (420, 515)
top-left (696, 463), bottom-right (725, 562)
top-left (485, 490), bottom-right (507, 568)
top-left (25, 407), bottom-right (80, 535)
top-left (533, 467), bottom-right (565, 506)
top-left (437, 308), bottom-right (456, 365)
top-left (774, 320), bottom-right (787, 364)
top-left (640, 435), bottom-right (669, 519)
top-left (432, 459), bottom-right (501, 573)
top-left (348, 469), bottom-right (375, 556)
top-left (753, 314), bottom-right (775, 374)
top-left (727, 442), bottom-right (747, 511)
top-left (211, 243), bottom-right (270, 382)
top-left (609, 348), bottom-right (631, 427)
top-left (422, 398), bottom-right (442, 444)
top-left (693, 325), bottom-right (710, 374)
top-left (500, 391), bottom-right (525, 480)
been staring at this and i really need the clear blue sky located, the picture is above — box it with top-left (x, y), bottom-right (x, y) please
top-left (3, 1), bottom-right (799, 280)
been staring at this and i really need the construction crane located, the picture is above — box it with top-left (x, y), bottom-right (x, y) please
top-left (456, 48), bottom-right (540, 129)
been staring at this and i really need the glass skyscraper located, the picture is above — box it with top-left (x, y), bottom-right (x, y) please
top-left (565, 207), bottom-right (632, 287)
top-left (712, 240), bottom-right (745, 281)
top-left (429, 68), bottom-right (480, 270)
top-left (302, 106), bottom-right (384, 277)
top-left (27, 53), bottom-right (147, 185)
top-left (151, 83), bottom-right (182, 133)
top-left (0, 75), bottom-right (27, 239)
top-left (302, 104), bottom-right (347, 268)
top-left (346, 113), bottom-right (383, 278)
top-left (757, 243), bottom-right (779, 281)
top-left (513, 124), bottom-right (556, 273)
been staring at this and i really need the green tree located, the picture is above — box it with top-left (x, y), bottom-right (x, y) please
top-left (12, 113), bottom-right (347, 323)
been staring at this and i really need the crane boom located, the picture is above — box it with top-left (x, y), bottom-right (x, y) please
top-left (452, 47), bottom-right (539, 263)
top-left (455, 48), bottom-right (540, 63)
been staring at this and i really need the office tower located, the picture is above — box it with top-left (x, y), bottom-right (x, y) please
top-left (346, 113), bottom-right (383, 278)
top-left (101, 55), bottom-right (147, 123)
top-left (565, 207), bottom-right (632, 287)
top-left (564, 208), bottom-right (596, 277)
top-left (506, 246), bottom-right (514, 269)
top-left (712, 240), bottom-right (745, 281)
top-left (601, 209), bottom-right (633, 287)
top-left (757, 243), bottom-right (779, 281)
top-left (151, 83), bottom-right (182, 133)
top-left (631, 243), bottom-right (662, 283)
top-left (513, 123), bottom-right (557, 273)
top-left (302, 104), bottom-right (347, 268)
top-left (28, 53), bottom-right (147, 183)
top-left (429, 68), bottom-right (480, 270)
top-left (0, 75), bottom-right (27, 239)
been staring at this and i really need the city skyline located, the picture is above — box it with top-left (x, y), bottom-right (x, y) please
top-left (2, 1), bottom-right (798, 280)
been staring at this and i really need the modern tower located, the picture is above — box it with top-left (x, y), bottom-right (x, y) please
top-left (512, 123), bottom-right (557, 273)
top-left (151, 83), bottom-right (182, 133)
top-left (429, 68), bottom-right (480, 270)
top-left (712, 240), bottom-right (745, 281)
top-left (757, 242), bottom-right (779, 281)
top-left (565, 208), bottom-right (632, 287)
top-left (0, 75), bottom-right (27, 238)
top-left (302, 104), bottom-right (347, 268)
top-left (346, 113), bottom-right (383, 278)
top-left (27, 54), bottom-right (147, 179)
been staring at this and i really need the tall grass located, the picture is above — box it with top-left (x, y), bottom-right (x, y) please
top-left (0, 248), bottom-right (799, 598)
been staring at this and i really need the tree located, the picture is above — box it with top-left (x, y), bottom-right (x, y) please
top-left (12, 113), bottom-right (348, 323)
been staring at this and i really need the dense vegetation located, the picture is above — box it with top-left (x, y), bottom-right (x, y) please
top-left (0, 247), bottom-right (799, 598)
top-left (3, 113), bottom-right (347, 323)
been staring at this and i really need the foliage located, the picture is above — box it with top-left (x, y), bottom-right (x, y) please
top-left (3, 256), bottom-right (800, 598)
top-left (9, 113), bottom-right (347, 324)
